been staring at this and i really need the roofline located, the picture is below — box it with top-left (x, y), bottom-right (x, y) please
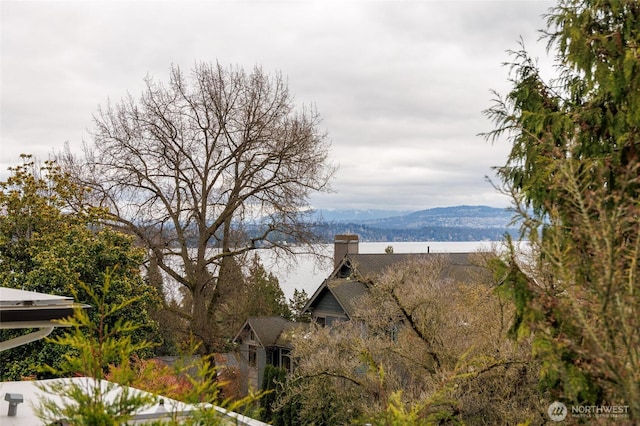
top-left (0, 320), bottom-right (70, 329)
top-left (326, 283), bottom-right (355, 319)
top-left (232, 319), bottom-right (263, 346)
top-left (0, 297), bottom-right (90, 352)
top-left (0, 378), bottom-right (270, 425)
top-left (232, 317), bottom-right (283, 347)
top-left (301, 254), bottom-right (354, 314)
top-left (302, 252), bottom-right (484, 317)
top-left (0, 287), bottom-right (73, 306)
top-left (232, 317), bottom-right (299, 349)
top-left (0, 305), bottom-right (89, 324)
top-left (302, 279), bottom-right (359, 320)
top-left (301, 279), bottom-right (328, 314)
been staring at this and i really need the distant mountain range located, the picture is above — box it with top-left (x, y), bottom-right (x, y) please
top-left (313, 209), bottom-right (413, 222)
top-left (312, 205), bottom-right (519, 242)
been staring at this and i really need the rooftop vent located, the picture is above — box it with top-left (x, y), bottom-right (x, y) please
top-left (4, 392), bottom-right (23, 416)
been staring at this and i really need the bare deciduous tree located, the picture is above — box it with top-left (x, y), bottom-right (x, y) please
top-left (281, 254), bottom-right (544, 424)
top-left (66, 62), bottom-right (335, 352)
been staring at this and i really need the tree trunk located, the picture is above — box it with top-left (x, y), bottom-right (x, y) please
top-left (191, 283), bottom-right (215, 354)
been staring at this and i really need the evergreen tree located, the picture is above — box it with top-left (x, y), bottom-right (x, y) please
top-left (288, 289), bottom-right (311, 322)
top-left (260, 364), bottom-right (287, 424)
top-left (484, 0), bottom-right (640, 417)
top-left (35, 272), bottom-right (261, 425)
top-left (207, 254), bottom-right (292, 351)
top-left (246, 254), bottom-right (291, 319)
top-left (0, 157), bottom-right (160, 380)
top-left (211, 255), bottom-right (248, 351)
top-left (35, 272), bottom-right (157, 425)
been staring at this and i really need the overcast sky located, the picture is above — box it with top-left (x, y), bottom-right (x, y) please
top-left (1, 0), bottom-right (555, 211)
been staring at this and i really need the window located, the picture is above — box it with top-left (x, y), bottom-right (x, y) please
top-left (281, 349), bottom-right (292, 372)
top-left (266, 349), bottom-right (275, 366)
top-left (248, 345), bottom-right (257, 368)
top-left (315, 315), bottom-right (348, 328)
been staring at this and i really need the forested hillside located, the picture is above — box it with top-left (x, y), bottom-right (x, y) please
top-left (313, 205), bottom-right (518, 241)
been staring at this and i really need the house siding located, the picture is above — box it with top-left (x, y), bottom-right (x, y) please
top-left (233, 318), bottom-right (298, 396)
top-left (313, 289), bottom-right (344, 314)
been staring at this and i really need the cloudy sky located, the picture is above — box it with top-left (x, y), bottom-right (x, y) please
top-left (1, 0), bottom-right (555, 211)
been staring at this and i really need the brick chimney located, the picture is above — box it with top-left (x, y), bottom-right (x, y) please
top-left (334, 234), bottom-right (359, 268)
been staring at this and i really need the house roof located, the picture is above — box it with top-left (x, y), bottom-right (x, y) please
top-left (0, 287), bottom-right (90, 352)
top-left (308, 279), bottom-right (369, 318)
top-left (0, 287), bottom-right (73, 305)
top-left (345, 252), bottom-right (476, 280)
top-left (233, 317), bottom-right (298, 348)
top-left (328, 279), bottom-right (369, 317)
top-left (0, 287), bottom-right (87, 327)
top-left (303, 252), bottom-right (485, 318)
top-left (0, 377), bottom-right (268, 425)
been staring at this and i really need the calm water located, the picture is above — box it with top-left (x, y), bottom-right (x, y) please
top-left (265, 241), bottom-right (502, 300)
top-left (162, 241), bottom-right (509, 302)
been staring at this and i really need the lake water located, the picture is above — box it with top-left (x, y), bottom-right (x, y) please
top-left (160, 241), bottom-right (509, 302)
top-left (264, 241), bottom-right (502, 300)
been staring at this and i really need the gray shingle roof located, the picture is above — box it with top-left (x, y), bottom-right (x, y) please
top-left (240, 316), bottom-right (298, 348)
top-left (345, 252), bottom-right (476, 279)
top-left (325, 279), bottom-right (369, 317)
top-left (304, 252), bottom-right (486, 318)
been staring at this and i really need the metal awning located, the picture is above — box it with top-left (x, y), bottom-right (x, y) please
top-left (0, 287), bottom-right (89, 352)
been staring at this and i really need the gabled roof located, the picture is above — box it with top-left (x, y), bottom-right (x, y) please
top-left (233, 317), bottom-right (298, 348)
top-left (303, 252), bottom-right (484, 319)
top-left (329, 279), bottom-right (369, 317)
top-left (343, 252), bottom-right (476, 281)
top-left (305, 279), bottom-right (368, 319)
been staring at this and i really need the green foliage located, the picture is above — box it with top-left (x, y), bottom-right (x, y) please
top-left (210, 255), bottom-right (249, 351)
top-left (288, 288), bottom-right (311, 322)
top-left (277, 372), bottom-right (366, 426)
top-left (174, 349), bottom-right (264, 426)
top-left (363, 391), bottom-right (456, 426)
top-left (260, 364), bottom-right (287, 423)
top-left (35, 273), bottom-right (261, 425)
top-left (484, 1), bottom-right (640, 216)
top-left (264, 364), bottom-right (302, 426)
top-left (210, 254), bottom-right (292, 351)
top-left (0, 157), bottom-right (160, 380)
top-left (484, 0), bottom-right (640, 419)
top-left (489, 238), bottom-right (536, 340)
top-left (35, 272), bottom-right (157, 425)
top-left (246, 254), bottom-right (292, 319)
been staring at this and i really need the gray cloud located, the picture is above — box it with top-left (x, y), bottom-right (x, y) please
top-left (1, 0), bottom-right (554, 211)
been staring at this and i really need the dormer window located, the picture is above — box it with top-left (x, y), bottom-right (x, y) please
top-left (337, 263), bottom-right (352, 279)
